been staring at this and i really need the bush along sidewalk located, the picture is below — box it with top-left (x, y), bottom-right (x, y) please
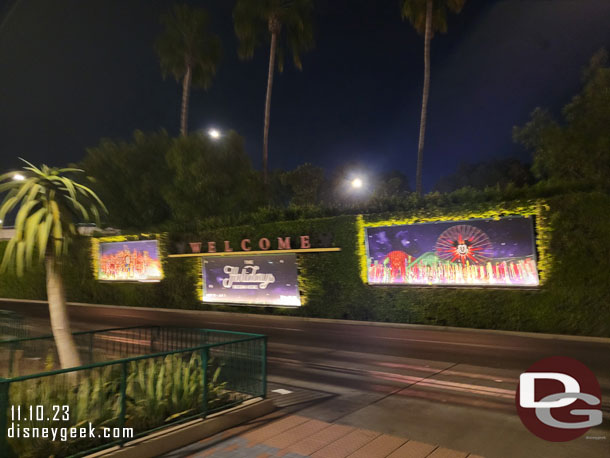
top-left (6, 352), bottom-right (228, 458)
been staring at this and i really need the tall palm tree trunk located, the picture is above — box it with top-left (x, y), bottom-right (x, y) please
top-left (263, 19), bottom-right (279, 185)
top-left (415, 0), bottom-right (433, 196)
top-left (46, 253), bottom-right (81, 369)
top-left (180, 63), bottom-right (193, 136)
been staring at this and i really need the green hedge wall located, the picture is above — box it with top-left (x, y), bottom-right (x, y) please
top-left (0, 192), bottom-right (608, 337)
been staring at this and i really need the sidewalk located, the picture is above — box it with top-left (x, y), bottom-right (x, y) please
top-left (163, 412), bottom-right (483, 458)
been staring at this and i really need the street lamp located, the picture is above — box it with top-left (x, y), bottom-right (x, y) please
top-left (207, 128), bottom-right (221, 140)
top-left (351, 177), bottom-right (363, 189)
top-left (13, 173), bottom-right (25, 181)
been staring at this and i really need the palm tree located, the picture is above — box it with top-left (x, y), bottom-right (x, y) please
top-left (402, 0), bottom-right (466, 195)
top-left (0, 160), bottom-right (107, 369)
top-left (234, 0), bottom-right (314, 184)
top-left (156, 4), bottom-right (221, 136)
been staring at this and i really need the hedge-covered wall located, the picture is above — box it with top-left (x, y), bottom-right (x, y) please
top-left (0, 192), bottom-right (608, 337)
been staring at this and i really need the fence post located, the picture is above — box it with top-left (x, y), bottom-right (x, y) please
top-left (0, 380), bottom-right (9, 455)
top-left (262, 336), bottom-right (267, 399)
top-left (201, 348), bottom-right (209, 418)
top-left (8, 342), bottom-right (16, 377)
top-left (119, 362), bottom-right (127, 446)
top-left (151, 327), bottom-right (159, 353)
top-left (89, 333), bottom-right (94, 364)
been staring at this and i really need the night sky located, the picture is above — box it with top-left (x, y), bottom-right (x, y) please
top-left (1, 0), bottom-right (609, 190)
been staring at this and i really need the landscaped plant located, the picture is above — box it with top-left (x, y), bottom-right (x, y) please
top-left (0, 160), bottom-right (107, 369)
top-left (7, 352), bottom-right (228, 458)
top-left (125, 352), bottom-right (227, 430)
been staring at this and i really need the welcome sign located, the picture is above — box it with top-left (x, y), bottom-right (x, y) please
top-left (202, 254), bottom-right (301, 306)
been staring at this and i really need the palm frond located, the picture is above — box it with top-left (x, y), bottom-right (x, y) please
top-left (156, 4), bottom-right (221, 90)
top-left (14, 200), bottom-right (40, 240)
top-left (16, 240), bottom-right (25, 276)
top-left (234, 0), bottom-right (314, 69)
top-left (37, 214), bottom-right (53, 262)
top-left (24, 207), bottom-right (47, 268)
top-left (401, 0), bottom-right (466, 35)
top-left (0, 159), bottom-right (107, 275)
top-left (0, 195), bottom-right (19, 220)
top-left (0, 238), bottom-right (16, 273)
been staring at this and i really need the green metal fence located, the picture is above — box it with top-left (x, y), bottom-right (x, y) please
top-left (0, 311), bottom-right (27, 342)
top-left (0, 326), bottom-right (267, 458)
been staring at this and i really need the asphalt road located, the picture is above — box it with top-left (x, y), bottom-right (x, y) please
top-left (2, 299), bottom-right (609, 458)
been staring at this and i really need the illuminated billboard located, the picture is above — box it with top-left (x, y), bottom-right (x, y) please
top-left (365, 216), bottom-right (539, 286)
top-left (98, 240), bottom-right (163, 282)
top-left (202, 254), bottom-right (301, 306)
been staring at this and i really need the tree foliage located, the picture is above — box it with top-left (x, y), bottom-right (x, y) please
top-left (81, 131), bottom-right (172, 231)
top-left (371, 170), bottom-right (412, 199)
top-left (514, 49), bottom-right (610, 185)
top-left (233, 0), bottom-right (314, 72)
top-left (401, 0), bottom-right (466, 36)
top-left (156, 4), bottom-right (222, 136)
top-left (156, 4), bottom-right (221, 90)
top-left (162, 131), bottom-right (264, 225)
top-left (82, 131), bottom-right (265, 230)
top-left (280, 162), bottom-right (325, 206)
top-left (0, 160), bottom-right (106, 275)
top-left (434, 158), bottom-right (534, 193)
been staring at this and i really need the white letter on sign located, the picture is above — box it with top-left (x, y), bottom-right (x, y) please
top-left (520, 372), bottom-right (580, 408)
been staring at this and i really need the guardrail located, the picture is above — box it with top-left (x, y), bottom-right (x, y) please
top-left (0, 326), bottom-right (267, 457)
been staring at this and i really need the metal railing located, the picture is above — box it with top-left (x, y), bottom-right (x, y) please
top-left (0, 326), bottom-right (267, 458)
top-left (0, 310), bottom-right (27, 342)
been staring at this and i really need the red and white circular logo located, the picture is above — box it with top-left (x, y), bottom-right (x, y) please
top-left (516, 356), bottom-right (603, 442)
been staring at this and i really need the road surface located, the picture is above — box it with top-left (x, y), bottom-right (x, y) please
top-left (2, 299), bottom-right (609, 458)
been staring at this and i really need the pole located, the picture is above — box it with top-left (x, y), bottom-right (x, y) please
top-left (201, 348), bottom-right (209, 417)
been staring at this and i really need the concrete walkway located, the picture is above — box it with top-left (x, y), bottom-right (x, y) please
top-left (163, 412), bottom-right (483, 458)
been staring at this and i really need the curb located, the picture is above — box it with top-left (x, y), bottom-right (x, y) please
top-left (2, 297), bottom-right (610, 345)
top-left (87, 398), bottom-right (275, 458)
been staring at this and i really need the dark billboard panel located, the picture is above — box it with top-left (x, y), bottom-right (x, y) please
top-left (202, 254), bottom-right (301, 306)
top-left (365, 216), bottom-right (539, 286)
top-left (98, 240), bottom-right (163, 282)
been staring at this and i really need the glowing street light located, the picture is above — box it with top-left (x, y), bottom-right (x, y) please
top-left (207, 128), bottom-right (221, 140)
top-left (13, 173), bottom-right (25, 181)
top-left (351, 177), bottom-right (363, 189)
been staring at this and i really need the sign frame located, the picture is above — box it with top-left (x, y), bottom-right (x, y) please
top-left (363, 215), bottom-right (540, 288)
top-left (201, 252), bottom-right (302, 307)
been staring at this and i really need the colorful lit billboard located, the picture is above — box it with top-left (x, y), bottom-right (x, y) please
top-left (202, 254), bottom-right (301, 306)
top-left (365, 216), bottom-right (539, 286)
top-left (98, 240), bottom-right (163, 282)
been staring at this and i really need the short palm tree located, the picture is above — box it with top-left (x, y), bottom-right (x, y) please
top-left (234, 0), bottom-right (314, 184)
top-left (402, 0), bottom-right (466, 195)
top-left (0, 160), bottom-right (107, 369)
top-left (156, 4), bottom-right (222, 136)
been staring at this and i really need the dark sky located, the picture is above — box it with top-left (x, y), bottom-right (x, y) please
top-left (1, 0), bottom-right (609, 190)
